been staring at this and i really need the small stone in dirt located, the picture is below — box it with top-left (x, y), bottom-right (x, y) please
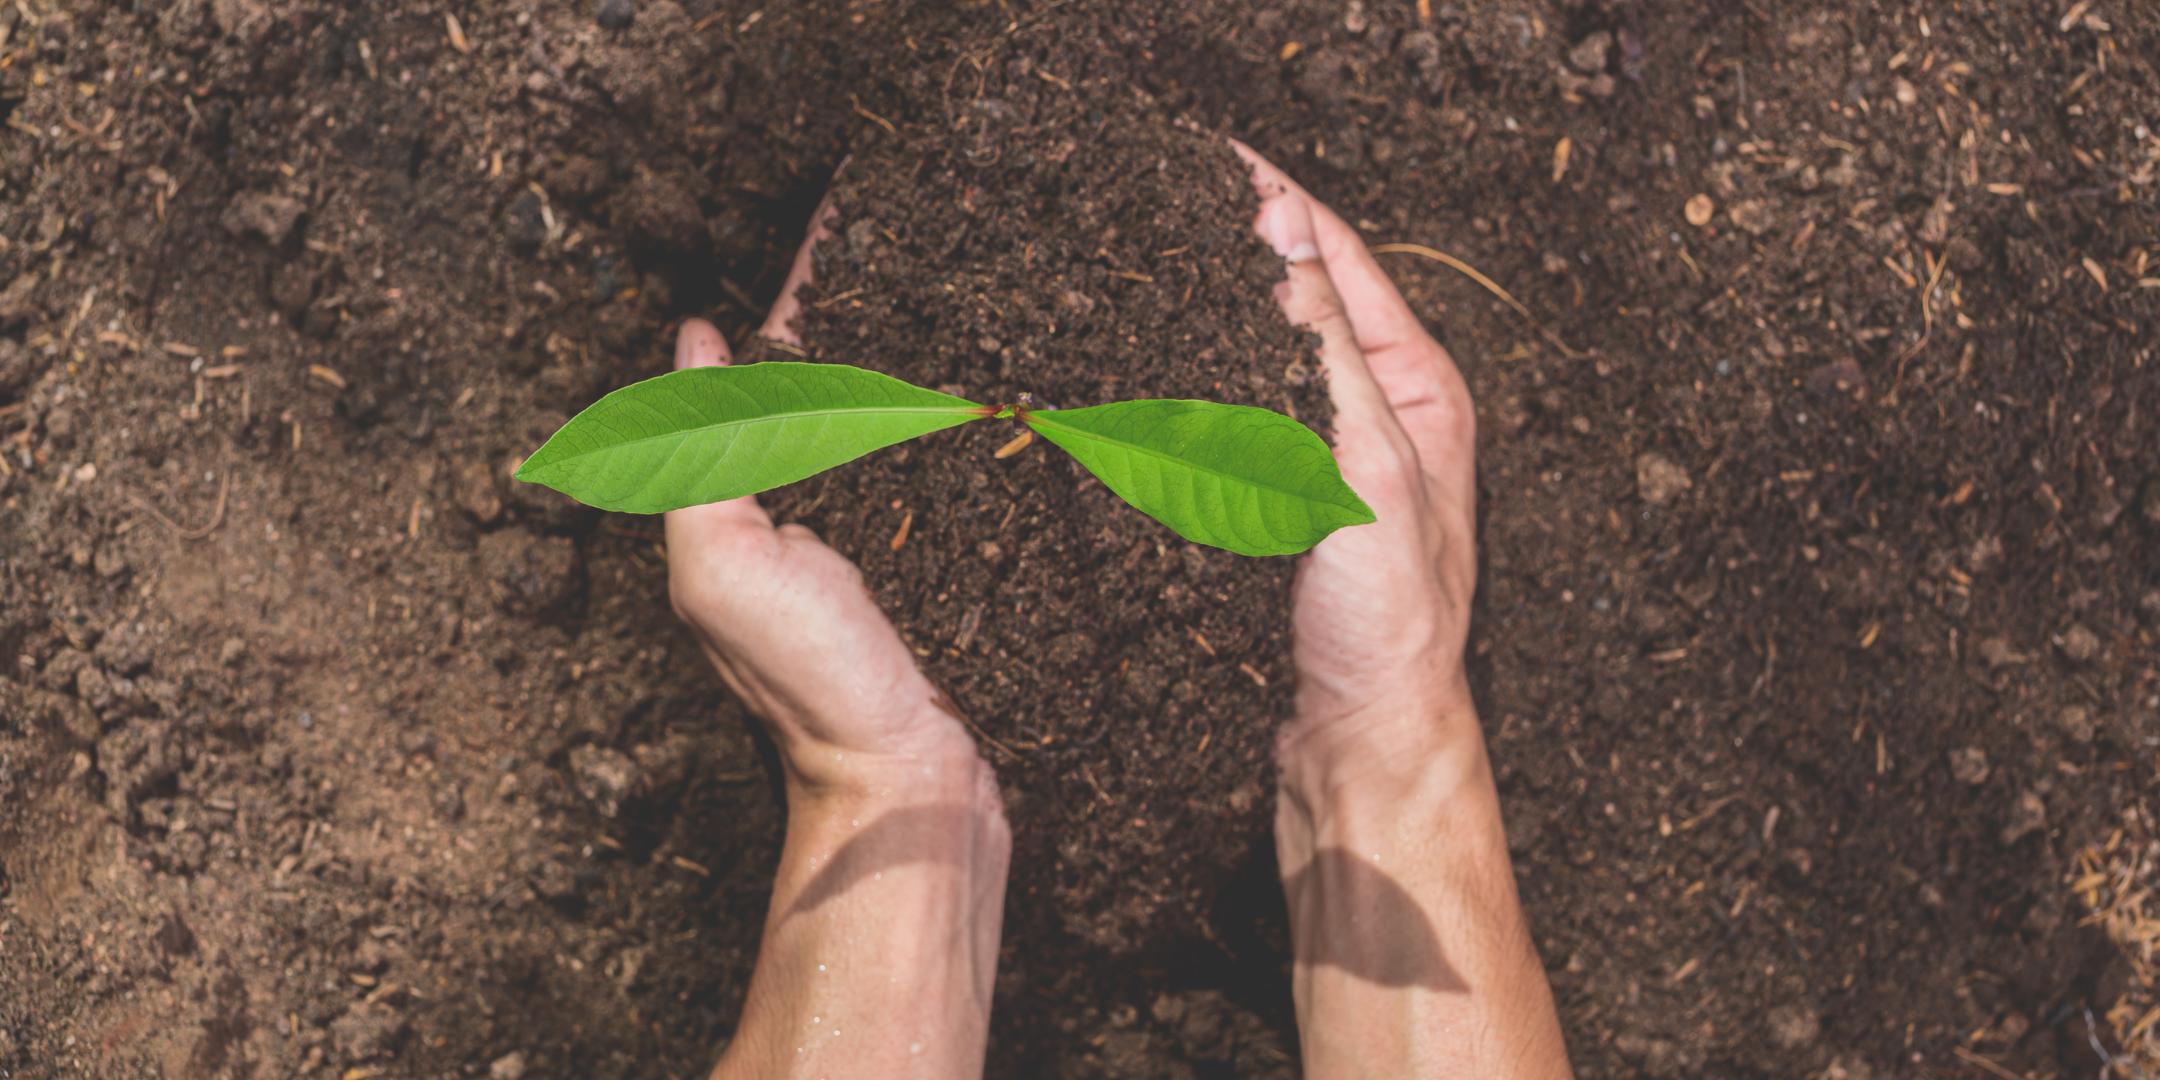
top-left (0, 337), bottom-right (32, 397)
top-left (1824, 1056), bottom-right (1877, 1080)
top-left (490, 1051), bottom-right (528, 1080)
top-left (1975, 636), bottom-right (2022, 668)
top-left (330, 1006), bottom-right (409, 1060)
top-left (456, 459), bottom-right (504, 524)
top-left (219, 636), bottom-right (248, 666)
top-left (548, 156), bottom-right (610, 202)
top-left (596, 0), bottom-right (635, 29)
top-left (2056, 705), bottom-right (2095, 744)
top-left (2000, 790), bottom-right (2047, 845)
top-left (1634, 453), bottom-right (1691, 506)
top-left (1613, 1031), bottom-right (1681, 1075)
top-left (502, 192), bottom-right (549, 254)
top-left (93, 546), bottom-right (128, 579)
top-left (616, 175), bottom-right (708, 253)
top-left (1766, 1002), bottom-right (1820, 1048)
top-left (1684, 193), bottom-right (1715, 227)
top-left (434, 781), bottom-right (465, 822)
top-left (2055, 623), bottom-right (2100, 664)
top-left (569, 744), bottom-right (638, 818)
top-left (1948, 747), bottom-right (1989, 785)
top-left (220, 191), bottom-right (305, 245)
top-left (154, 913), bottom-right (195, 956)
top-left (1805, 357), bottom-right (1867, 402)
top-left (1727, 199), bottom-right (1775, 235)
top-left (1567, 30), bottom-right (1613, 73)
top-left (269, 261), bottom-right (317, 319)
top-left (1540, 251), bottom-right (1570, 276)
top-left (478, 527), bottom-right (581, 615)
top-left (0, 272), bottom-right (41, 327)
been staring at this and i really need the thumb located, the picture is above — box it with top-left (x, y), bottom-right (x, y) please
top-left (665, 318), bottom-right (771, 535)
top-left (1257, 195), bottom-right (1416, 482)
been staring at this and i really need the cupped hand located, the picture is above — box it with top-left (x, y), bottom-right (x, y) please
top-left (1231, 143), bottom-right (1481, 759)
top-left (664, 206), bottom-right (977, 786)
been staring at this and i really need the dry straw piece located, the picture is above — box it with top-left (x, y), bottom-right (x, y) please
top-left (2074, 804), bottom-right (2160, 1076)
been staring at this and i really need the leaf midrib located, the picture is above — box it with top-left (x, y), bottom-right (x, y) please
top-left (1024, 409), bottom-right (1357, 510)
top-left (537, 402), bottom-right (978, 471)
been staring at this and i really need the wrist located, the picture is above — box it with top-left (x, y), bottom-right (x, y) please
top-left (771, 700), bottom-right (994, 804)
top-left (780, 736), bottom-right (1001, 824)
top-left (1277, 685), bottom-right (1490, 832)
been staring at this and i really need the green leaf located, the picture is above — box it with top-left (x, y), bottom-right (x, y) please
top-left (516, 362), bottom-right (983, 514)
top-left (1023, 400), bottom-right (1376, 556)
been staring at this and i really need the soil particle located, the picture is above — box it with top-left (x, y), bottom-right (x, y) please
top-left (1977, 635), bottom-right (2024, 668)
top-left (154, 913), bottom-right (196, 957)
top-left (548, 157), bottom-right (612, 204)
top-left (477, 527), bottom-right (581, 615)
top-left (595, 0), bottom-right (636, 30)
top-left (1614, 1031), bottom-right (1688, 1076)
top-left (1635, 452), bottom-right (1691, 506)
top-left (456, 459), bottom-right (506, 524)
top-left (502, 192), bottom-right (550, 254)
top-left (1767, 1002), bottom-right (1822, 1049)
top-left (1567, 31), bottom-right (1613, 74)
top-left (2057, 705), bottom-right (2096, 745)
top-left (1949, 748), bottom-right (1991, 786)
top-left (2002, 791), bottom-right (2050, 846)
top-left (0, 272), bottom-right (40, 327)
top-left (2054, 622), bottom-right (2101, 664)
top-left (568, 744), bottom-right (637, 819)
top-left (329, 1006), bottom-right (409, 1062)
top-left (615, 175), bottom-right (709, 254)
top-left (0, 337), bottom-right (31, 399)
top-left (490, 1051), bottom-right (529, 1080)
top-left (220, 191), bottom-right (305, 246)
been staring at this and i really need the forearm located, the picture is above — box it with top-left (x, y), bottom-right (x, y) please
top-left (713, 752), bottom-right (1010, 1080)
top-left (1275, 697), bottom-right (1571, 1079)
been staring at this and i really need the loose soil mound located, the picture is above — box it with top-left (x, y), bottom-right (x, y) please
top-left (0, 1), bottom-right (2156, 1078)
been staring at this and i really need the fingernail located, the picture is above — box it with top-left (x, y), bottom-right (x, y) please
top-left (1260, 196), bottom-right (1321, 263)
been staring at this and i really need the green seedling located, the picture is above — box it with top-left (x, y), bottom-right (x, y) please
top-left (515, 361), bottom-right (1374, 557)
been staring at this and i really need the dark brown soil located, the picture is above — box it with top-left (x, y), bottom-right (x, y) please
top-left (2, 1), bottom-right (2157, 1079)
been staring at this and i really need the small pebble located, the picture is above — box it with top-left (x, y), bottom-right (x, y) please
top-left (491, 1051), bottom-right (529, 1080)
top-left (596, 0), bottom-right (635, 29)
top-left (296, 711), bottom-right (314, 730)
top-left (2056, 623), bottom-right (2101, 664)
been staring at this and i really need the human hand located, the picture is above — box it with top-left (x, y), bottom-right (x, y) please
top-left (665, 205), bottom-right (980, 789)
top-left (676, 203), bottom-right (1010, 1080)
top-left (1236, 143), bottom-right (1571, 1079)
top-left (1232, 145), bottom-right (1481, 777)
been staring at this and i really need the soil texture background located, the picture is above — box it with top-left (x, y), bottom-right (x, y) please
top-left (0, 0), bottom-right (2157, 1078)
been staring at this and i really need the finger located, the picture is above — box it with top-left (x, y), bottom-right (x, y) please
top-left (1231, 141), bottom-right (1430, 364)
top-left (760, 197), bottom-right (841, 346)
top-left (1257, 196), bottom-right (1421, 499)
top-left (674, 316), bottom-right (732, 370)
top-left (1233, 140), bottom-right (1475, 487)
top-left (666, 320), bottom-right (770, 533)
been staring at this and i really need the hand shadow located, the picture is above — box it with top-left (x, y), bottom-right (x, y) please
top-left (786, 803), bottom-right (987, 917)
top-left (1282, 848), bottom-right (1468, 992)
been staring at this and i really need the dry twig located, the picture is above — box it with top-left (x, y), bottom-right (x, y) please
top-left (1374, 243), bottom-right (1584, 359)
top-left (128, 471), bottom-right (229, 540)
